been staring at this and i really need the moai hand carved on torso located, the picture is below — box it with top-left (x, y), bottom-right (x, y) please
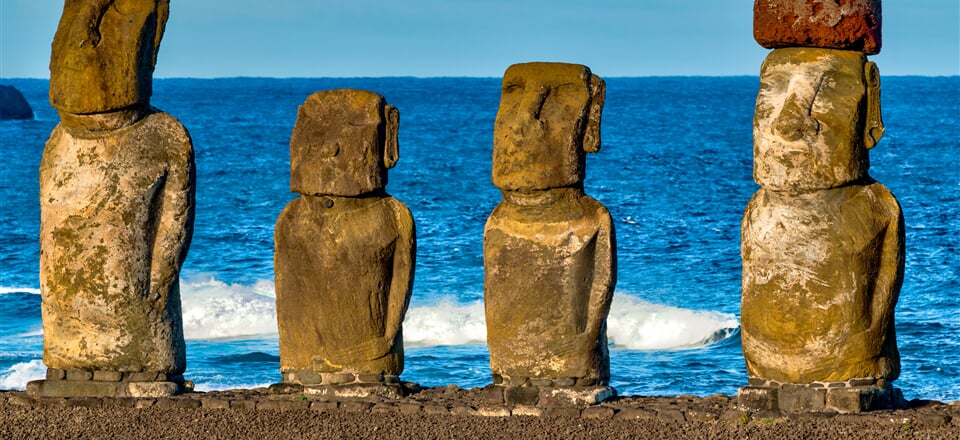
top-left (741, 48), bottom-right (904, 384)
top-left (484, 63), bottom-right (616, 386)
top-left (39, 0), bottom-right (194, 378)
top-left (274, 90), bottom-right (415, 383)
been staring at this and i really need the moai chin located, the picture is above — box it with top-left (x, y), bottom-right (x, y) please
top-left (34, 0), bottom-right (195, 398)
top-left (483, 63), bottom-right (616, 401)
top-left (274, 89), bottom-right (415, 394)
top-left (740, 47), bottom-right (905, 411)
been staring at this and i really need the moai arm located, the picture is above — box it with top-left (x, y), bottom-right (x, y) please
top-left (384, 201), bottom-right (415, 347)
top-left (870, 191), bottom-right (904, 363)
top-left (585, 207), bottom-right (616, 344)
top-left (149, 120), bottom-right (196, 292)
top-left (583, 74), bottom-right (613, 345)
top-left (863, 62), bottom-right (902, 354)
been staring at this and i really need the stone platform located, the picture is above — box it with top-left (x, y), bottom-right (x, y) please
top-left (483, 385), bottom-right (616, 406)
top-left (26, 369), bottom-right (188, 398)
top-left (738, 378), bottom-right (907, 414)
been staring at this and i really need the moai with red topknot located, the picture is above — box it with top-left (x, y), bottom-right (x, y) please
top-left (739, 0), bottom-right (906, 413)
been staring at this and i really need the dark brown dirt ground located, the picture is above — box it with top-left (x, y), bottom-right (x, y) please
top-left (1, 389), bottom-right (957, 439)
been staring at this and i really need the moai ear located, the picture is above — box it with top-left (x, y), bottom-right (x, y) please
top-left (153, 1), bottom-right (170, 69)
top-left (583, 74), bottom-right (605, 153)
top-left (383, 104), bottom-right (400, 169)
top-left (864, 61), bottom-right (884, 149)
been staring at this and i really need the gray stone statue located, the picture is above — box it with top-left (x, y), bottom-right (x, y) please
top-left (32, 0), bottom-right (194, 398)
top-left (274, 89), bottom-right (415, 397)
top-left (483, 62), bottom-right (616, 404)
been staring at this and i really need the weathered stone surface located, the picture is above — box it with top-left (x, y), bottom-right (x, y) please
top-left (288, 89), bottom-right (400, 197)
top-left (275, 89), bottom-right (414, 382)
top-left (124, 382), bottom-right (180, 398)
top-left (741, 381), bottom-right (904, 413)
top-left (92, 371), bottom-right (123, 382)
top-left (0, 85), bottom-right (33, 120)
top-left (39, 111), bottom-right (195, 375)
top-left (504, 386), bottom-right (540, 406)
top-left (512, 406), bottom-right (544, 417)
top-left (25, 379), bottom-right (179, 398)
top-left (742, 48), bottom-right (902, 385)
top-left (302, 382), bottom-right (406, 400)
top-left (49, 0), bottom-right (169, 116)
top-left (537, 386), bottom-right (616, 407)
top-left (477, 407), bottom-right (511, 417)
top-left (754, 0), bottom-right (882, 54)
top-left (65, 370), bottom-right (93, 381)
top-left (779, 384), bottom-right (827, 413)
top-left (738, 386), bottom-right (779, 412)
top-left (484, 62), bottom-right (615, 386)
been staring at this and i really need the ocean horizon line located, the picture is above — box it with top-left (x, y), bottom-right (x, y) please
top-left (2, 74), bottom-right (958, 82)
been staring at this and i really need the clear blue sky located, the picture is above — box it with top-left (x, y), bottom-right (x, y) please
top-left (2, 1), bottom-right (958, 78)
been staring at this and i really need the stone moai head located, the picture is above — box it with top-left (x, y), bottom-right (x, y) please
top-left (753, 47), bottom-right (884, 191)
top-left (289, 89), bottom-right (400, 197)
top-left (492, 62), bottom-right (605, 191)
top-left (49, 0), bottom-right (169, 117)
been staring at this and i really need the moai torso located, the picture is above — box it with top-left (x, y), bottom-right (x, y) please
top-left (485, 190), bottom-right (614, 383)
top-left (39, 0), bottom-right (194, 376)
top-left (275, 195), bottom-right (413, 375)
top-left (274, 89), bottom-right (414, 383)
top-left (740, 48), bottom-right (904, 384)
top-left (742, 184), bottom-right (903, 382)
top-left (40, 114), bottom-right (194, 373)
top-left (484, 63), bottom-right (615, 386)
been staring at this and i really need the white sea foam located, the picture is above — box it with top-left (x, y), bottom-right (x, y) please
top-left (5, 277), bottom-right (740, 351)
top-left (180, 276), bottom-right (278, 340)
top-left (403, 299), bottom-right (487, 347)
top-left (607, 294), bottom-right (740, 350)
top-left (0, 287), bottom-right (41, 295)
top-left (0, 360), bottom-right (45, 390)
top-left (178, 277), bottom-right (741, 349)
top-left (193, 381), bottom-right (275, 392)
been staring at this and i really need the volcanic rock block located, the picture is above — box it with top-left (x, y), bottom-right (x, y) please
top-left (39, 111), bottom-right (195, 376)
top-left (741, 48), bottom-right (903, 388)
top-left (754, 0), bottom-right (882, 54)
top-left (0, 85), bottom-right (33, 120)
top-left (49, 0), bottom-right (169, 116)
top-left (738, 378), bottom-right (906, 413)
top-left (484, 62), bottom-right (616, 387)
top-left (275, 89), bottom-right (415, 385)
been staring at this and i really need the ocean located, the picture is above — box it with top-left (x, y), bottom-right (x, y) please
top-left (1, 76), bottom-right (957, 401)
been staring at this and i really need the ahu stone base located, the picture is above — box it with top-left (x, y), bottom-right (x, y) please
top-left (738, 378), bottom-right (906, 414)
top-left (483, 385), bottom-right (617, 407)
top-left (275, 372), bottom-right (414, 399)
top-left (26, 369), bottom-right (188, 398)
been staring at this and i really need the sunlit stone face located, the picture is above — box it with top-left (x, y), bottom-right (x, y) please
top-left (492, 62), bottom-right (594, 191)
top-left (753, 48), bottom-right (870, 191)
top-left (290, 90), bottom-right (395, 196)
top-left (49, 0), bottom-right (167, 115)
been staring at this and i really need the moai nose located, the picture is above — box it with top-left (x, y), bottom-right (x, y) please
top-left (774, 93), bottom-right (819, 142)
top-left (525, 85), bottom-right (550, 120)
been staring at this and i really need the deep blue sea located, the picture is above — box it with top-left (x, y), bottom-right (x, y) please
top-left (1, 77), bottom-right (957, 401)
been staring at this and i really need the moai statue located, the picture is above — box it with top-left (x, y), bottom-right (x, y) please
top-left (739, 0), bottom-right (905, 413)
top-left (483, 62), bottom-right (616, 405)
top-left (32, 0), bottom-right (195, 398)
top-left (274, 89), bottom-right (415, 398)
